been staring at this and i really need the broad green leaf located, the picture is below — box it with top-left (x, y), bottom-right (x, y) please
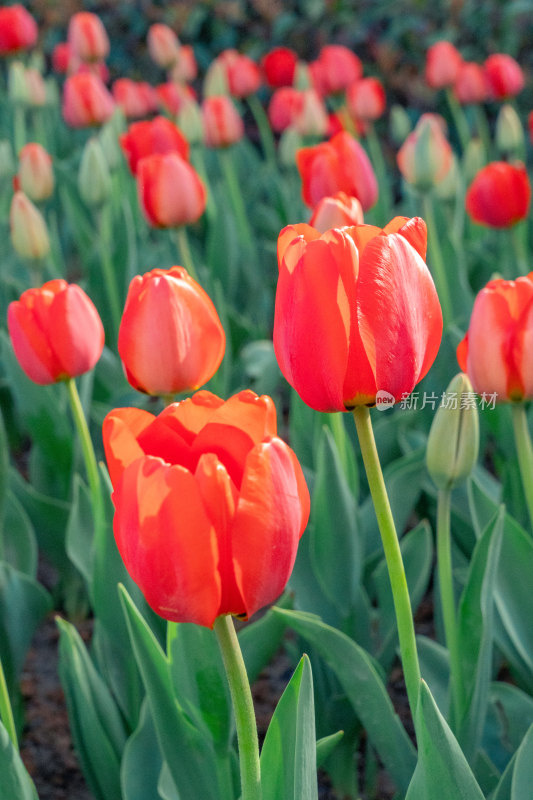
top-left (0, 719), bottom-right (38, 800)
top-left (261, 655), bottom-right (318, 800)
top-left (456, 506), bottom-right (504, 759)
top-left (273, 608), bottom-right (416, 793)
top-left (310, 427), bottom-right (360, 616)
top-left (65, 474), bottom-right (94, 586)
top-left (122, 699), bottom-right (163, 800)
top-left (2, 492), bottom-right (37, 577)
top-left (238, 590), bottom-right (292, 684)
top-left (57, 618), bottom-right (127, 800)
top-left (416, 635), bottom-right (450, 718)
top-left (406, 681), bottom-right (485, 800)
top-left (511, 723), bottom-right (533, 799)
top-left (484, 682), bottom-right (533, 774)
top-left (316, 730), bottom-right (344, 767)
top-left (119, 585), bottom-right (222, 800)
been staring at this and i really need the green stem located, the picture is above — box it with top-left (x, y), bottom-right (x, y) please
top-left (473, 104), bottom-right (492, 162)
top-left (218, 148), bottom-right (256, 254)
top-left (352, 406), bottom-right (421, 719)
top-left (510, 220), bottom-right (529, 275)
top-left (97, 207), bottom-right (122, 346)
top-left (66, 378), bottom-right (105, 541)
top-left (445, 89), bottom-right (471, 155)
top-left (422, 192), bottom-right (453, 327)
top-left (173, 226), bottom-right (199, 282)
top-left (511, 403), bottom-right (533, 533)
top-left (213, 615), bottom-right (262, 800)
top-left (366, 122), bottom-right (393, 223)
top-left (436, 487), bottom-right (465, 727)
top-left (247, 93), bottom-right (277, 166)
top-left (0, 657), bottom-right (17, 750)
top-left (190, 145), bottom-right (216, 225)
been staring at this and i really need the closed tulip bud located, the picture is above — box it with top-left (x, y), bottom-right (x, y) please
top-left (62, 73), bottom-right (115, 128)
top-left (67, 12), bottom-right (110, 63)
top-left (292, 88), bottom-right (328, 137)
top-left (462, 138), bottom-right (486, 183)
top-left (137, 152), bottom-right (206, 228)
top-left (10, 191), bottom-right (50, 260)
top-left (25, 68), bottom-right (47, 107)
top-left (389, 103), bottom-right (412, 145)
top-left (316, 44), bottom-right (362, 95)
top-left (457, 273), bottom-right (533, 402)
top-left (453, 61), bottom-right (488, 105)
top-left (207, 50), bottom-right (261, 99)
top-left (262, 47), bottom-right (298, 88)
top-left (426, 373), bottom-right (479, 490)
top-left (8, 61), bottom-right (28, 104)
top-left (170, 44), bottom-right (197, 84)
top-left (466, 161), bottom-right (531, 228)
top-left (495, 104), bottom-right (525, 158)
top-left (8, 279), bottom-right (104, 385)
top-left (147, 23), bottom-right (180, 70)
top-left (202, 96), bottom-right (244, 148)
top-left (118, 266), bottom-right (225, 396)
top-left (397, 113), bottom-right (453, 191)
top-left (16, 143), bottom-right (54, 202)
top-left (102, 389), bottom-right (310, 627)
top-left (485, 53), bottom-right (524, 100)
top-left (425, 41), bottom-right (463, 90)
top-left (434, 154), bottom-right (460, 201)
top-left (0, 4), bottom-right (38, 56)
top-left (309, 191), bottom-right (364, 232)
top-left (177, 97), bottom-right (204, 144)
top-left (112, 78), bottom-right (158, 119)
top-left (278, 126), bottom-right (303, 168)
top-left (203, 60), bottom-right (229, 97)
top-left (52, 42), bottom-right (71, 74)
top-left (78, 138), bottom-right (111, 208)
top-left (120, 115), bottom-right (189, 176)
top-left (268, 87), bottom-right (302, 133)
top-left (346, 77), bottom-right (386, 121)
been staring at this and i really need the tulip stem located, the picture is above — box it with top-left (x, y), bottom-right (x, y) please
top-left (174, 226), bottom-right (199, 283)
top-left (66, 378), bottom-right (106, 545)
top-left (218, 148), bottom-right (256, 255)
top-left (511, 403), bottom-right (533, 533)
top-left (445, 89), bottom-right (471, 155)
top-left (436, 487), bottom-right (465, 727)
top-left (0, 657), bottom-right (17, 751)
top-left (422, 193), bottom-right (453, 327)
top-left (214, 614), bottom-right (262, 800)
top-left (510, 220), bottom-right (529, 275)
top-left (352, 406), bottom-right (421, 720)
top-left (247, 93), bottom-right (277, 166)
top-left (97, 207), bottom-right (122, 347)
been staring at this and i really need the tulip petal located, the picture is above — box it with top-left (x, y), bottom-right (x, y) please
top-left (277, 223), bottom-right (320, 269)
top-left (7, 299), bottom-right (60, 384)
top-left (158, 391), bottom-right (225, 443)
top-left (103, 407), bottom-right (156, 487)
top-left (384, 216), bottom-right (427, 260)
top-left (232, 438), bottom-right (309, 619)
top-left (113, 456), bottom-right (221, 627)
top-left (50, 284), bottom-right (104, 377)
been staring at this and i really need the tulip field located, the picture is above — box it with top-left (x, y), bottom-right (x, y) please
top-left (3, 1), bottom-right (533, 799)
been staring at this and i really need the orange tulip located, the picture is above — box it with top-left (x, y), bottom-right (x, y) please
top-left (67, 11), bottom-right (109, 63)
top-left (102, 389), bottom-right (310, 627)
top-left (308, 191), bottom-right (364, 232)
top-left (136, 153), bottom-right (206, 228)
top-left (425, 41), bottom-right (463, 89)
top-left (118, 266), bottom-right (225, 396)
top-left (0, 4), bottom-right (38, 56)
top-left (346, 77), bottom-right (386, 121)
top-left (457, 274), bottom-right (533, 401)
top-left (296, 130), bottom-right (378, 211)
top-left (202, 95), bottom-right (244, 147)
top-left (273, 217), bottom-right (442, 412)
top-left (484, 53), bottom-right (524, 100)
top-left (8, 280), bottom-right (104, 385)
top-left (62, 72), bottom-right (115, 128)
top-left (465, 161), bottom-right (531, 228)
top-left (120, 116), bottom-right (190, 175)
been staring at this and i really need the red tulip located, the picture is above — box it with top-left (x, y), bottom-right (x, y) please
top-left (346, 77), bottom-right (386, 121)
top-left (465, 161), bottom-right (531, 228)
top-left (273, 217), bottom-right (442, 412)
top-left (208, 49), bottom-right (261, 98)
top-left (136, 153), bottom-right (206, 229)
top-left (202, 96), bottom-right (244, 148)
top-left (8, 280), bottom-right (104, 385)
top-left (147, 22), bottom-right (180, 69)
top-left (267, 87), bottom-right (302, 132)
top-left (457, 274), bottom-right (533, 401)
top-left (120, 115), bottom-right (190, 175)
top-left (296, 130), bottom-right (378, 211)
top-left (315, 45), bottom-right (362, 95)
top-left (309, 191), bottom-right (364, 232)
top-left (102, 389), bottom-right (310, 627)
top-left (261, 47), bottom-right (298, 88)
top-left (170, 44), bottom-right (197, 84)
top-left (112, 78), bottom-right (158, 119)
top-left (453, 61), bottom-right (489, 105)
top-left (67, 11), bottom-right (109, 63)
top-left (425, 41), bottom-right (463, 89)
top-left (62, 72), bottom-right (115, 128)
top-left (484, 53), bottom-right (524, 100)
top-left (155, 81), bottom-right (195, 116)
top-left (118, 266), bottom-right (225, 396)
top-left (52, 42), bottom-right (71, 74)
top-left (0, 4), bottom-right (38, 56)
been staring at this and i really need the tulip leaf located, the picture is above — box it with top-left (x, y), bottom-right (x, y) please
top-left (416, 635), bottom-right (450, 718)
top-left (272, 608), bottom-right (417, 793)
top-left (316, 730), bottom-right (344, 767)
top-left (511, 723), bottom-right (533, 799)
top-left (260, 654), bottom-right (318, 800)
top-left (2, 491), bottom-right (37, 577)
top-left (0, 719), bottom-right (38, 800)
top-left (406, 681), bottom-right (485, 800)
top-left (238, 590), bottom-right (292, 684)
top-left (483, 682), bottom-right (533, 774)
top-left (121, 699), bottom-right (163, 800)
top-left (119, 585), bottom-right (223, 800)
top-left (310, 426), bottom-right (360, 616)
top-left (65, 473), bottom-right (94, 586)
top-left (456, 506), bottom-right (504, 759)
top-left (0, 410), bottom-right (7, 534)
top-left (57, 618), bottom-right (127, 800)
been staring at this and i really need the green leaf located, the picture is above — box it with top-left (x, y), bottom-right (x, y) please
top-left (484, 682), bottom-right (533, 774)
top-left (57, 618), bottom-right (127, 800)
top-left (416, 635), bottom-right (450, 718)
top-left (121, 699), bottom-right (163, 800)
top-left (119, 585), bottom-right (222, 800)
top-left (0, 410), bottom-right (8, 534)
top-left (310, 427), bottom-right (360, 616)
top-left (511, 723), bottom-right (533, 799)
top-left (273, 608), bottom-right (417, 793)
top-left (406, 681), bottom-right (485, 800)
top-left (238, 591), bottom-right (292, 684)
top-left (456, 506), bottom-right (504, 759)
top-left (261, 655), bottom-right (318, 800)
top-left (2, 492), bottom-right (37, 577)
top-left (316, 730), bottom-right (344, 768)
top-left (65, 474), bottom-right (94, 586)
top-left (0, 719), bottom-right (38, 800)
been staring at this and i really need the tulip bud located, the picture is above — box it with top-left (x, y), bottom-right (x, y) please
top-left (147, 23), bottom-right (180, 70)
top-left (426, 373), bottom-right (479, 490)
top-left (10, 191), bottom-right (50, 260)
top-left (78, 138), bottom-right (112, 208)
top-left (397, 114), bottom-right (453, 192)
top-left (389, 104), bottom-right (412, 145)
top-left (434, 154), bottom-right (460, 201)
top-left (202, 96), bottom-right (244, 148)
top-left (176, 97), bottom-right (204, 145)
top-left (278, 126), bottom-right (302, 168)
top-left (203, 60), bottom-right (229, 97)
top-left (495, 104), bottom-right (525, 158)
top-left (462, 138), bottom-right (486, 184)
top-left (8, 61), bottom-right (28, 104)
top-left (17, 143), bottom-right (54, 202)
